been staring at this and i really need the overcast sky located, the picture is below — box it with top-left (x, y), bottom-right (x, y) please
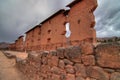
top-left (0, 0), bottom-right (120, 42)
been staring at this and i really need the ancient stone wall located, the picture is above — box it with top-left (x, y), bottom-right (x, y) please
top-left (16, 36), bottom-right (24, 51)
top-left (16, 43), bottom-right (120, 80)
top-left (24, 0), bottom-right (98, 51)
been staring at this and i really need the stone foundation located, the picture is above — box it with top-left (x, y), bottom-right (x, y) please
top-left (16, 43), bottom-right (120, 80)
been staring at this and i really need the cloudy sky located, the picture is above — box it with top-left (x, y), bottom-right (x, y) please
top-left (0, 0), bottom-right (120, 42)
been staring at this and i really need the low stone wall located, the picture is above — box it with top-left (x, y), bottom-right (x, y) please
top-left (16, 43), bottom-right (120, 80)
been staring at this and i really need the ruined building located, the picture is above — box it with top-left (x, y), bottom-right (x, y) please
top-left (25, 0), bottom-right (97, 51)
top-left (9, 0), bottom-right (98, 51)
top-left (9, 36), bottom-right (24, 51)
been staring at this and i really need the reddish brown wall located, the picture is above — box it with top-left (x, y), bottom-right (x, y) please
top-left (24, 0), bottom-right (98, 51)
top-left (9, 43), bottom-right (16, 50)
top-left (15, 36), bottom-right (24, 51)
top-left (16, 43), bottom-right (120, 80)
top-left (40, 13), bottom-right (66, 50)
top-left (67, 0), bottom-right (97, 44)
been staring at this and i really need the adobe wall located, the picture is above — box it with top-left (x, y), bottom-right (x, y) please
top-left (24, 0), bottom-right (98, 51)
top-left (16, 43), bottom-right (120, 80)
top-left (67, 0), bottom-right (97, 44)
top-left (40, 12), bottom-right (67, 50)
top-left (16, 36), bottom-right (24, 51)
top-left (25, 30), bottom-right (34, 51)
top-left (9, 43), bottom-right (16, 50)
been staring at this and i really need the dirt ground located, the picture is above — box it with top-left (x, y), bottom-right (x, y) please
top-left (0, 51), bottom-right (28, 80)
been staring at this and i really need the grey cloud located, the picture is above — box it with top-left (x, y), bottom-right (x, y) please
top-left (94, 0), bottom-right (120, 37)
top-left (0, 0), bottom-right (73, 42)
top-left (0, 0), bottom-right (120, 42)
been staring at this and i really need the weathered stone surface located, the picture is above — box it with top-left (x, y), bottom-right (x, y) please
top-left (64, 46), bottom-right (81, 63)
top-left (51, 74), bottom-right (60, 80)
top-left (86, 66), bottom-right (109, 80)
top-left (41, 65), bottom-right (50, 73)
top-left (51, 66), bottom-right (66, 75)
top-left (74, 64), bottom-right (87, 78)
top-left (58, 60), bottom-right (65, 69)
top-left (96, 44), bottom-right (120, 69)
top-left (65, 65), bottom-right (75, 74)
top-left (50, 50), bottom-right (57, 56)
top-left (86, 77), bottom-right (96, 80)
top-left (60, 74), bottom-right (66, 80)
top-left (41, 57), bottom-right (48, 65)
top-left (81, 55), bottom-right (95, 66)
top-left (41, 51), bottom-right (49, 57)
top-left (76, 76), bottom-right (85, 80)
top-left (48, 56), bottom-right (58, 66)
top-left (63, 59), bottom-right (73, 65)
top-left (80, 42), bottom-right (94, 55)
top-left (110, 72), bottom-right (120, 80)
top-left (66, 74), bottom-right (75, 80)
top-left (104, 68), bottom-right (115, 73)
top-left (57, 47), bottom-right (65, 58)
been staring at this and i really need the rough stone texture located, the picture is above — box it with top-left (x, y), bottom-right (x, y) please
top-left (74, 64), bottom-right (87, 78)
top-left (65, 65), bottom-right (75, 74)
top-left (110, 72), bottom-right (120, 80)
top-left (49, 50), bottom-right (57, 56)
top-left (51, 74), bottom-right (60, 80)
top-left (86, 66), bottom-right (109, 80)
top-left (16, 43), bottom-right (120, 80)
top-left (81, 55), bottom-right (95, 66)
top-left (63, 59), bottom-right (73, 65)
top-left (48, 56), bottom-right (58, 66)
top-left (51, 66), bottom-right (66, 75)
top-left (58, 60), bottom-right (65, 69)
top-left (104, 68), bottom-right (115, 73)
top-left (80, 42), bottom-right (94, 55)
top-left (86, 77), bottom-right (96, 80)
top-left (64, 46), bottom-right (81, 63)
top-left (76, 76), bottom-right (85, 80)
top-left (66, 74), bottom-right (75, 80)
top-left (96, 44), bottom-right (120, 69)
top-left (57, 47), bottom-right (65, 58)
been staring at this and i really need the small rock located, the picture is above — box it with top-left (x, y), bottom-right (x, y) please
top-left (63, 59), bottom-right (73, 65)
top-left (110, 72), bottom-right (120, 80)
top-left (58, 60), bottom-right (65, 69)
top-left (65, 65), bottom-right (75, 74)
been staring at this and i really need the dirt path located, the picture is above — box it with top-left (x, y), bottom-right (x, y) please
top-left (0, 51), bottom-right (28, 80)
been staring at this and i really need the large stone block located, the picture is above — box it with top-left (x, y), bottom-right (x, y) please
top-left (86, 66), bottom-right (109, 80)
top-left (48, 56), bottom-right (59, 66)
top-left (81, 55), bottom-right (95, 66)
top-left (64, 46), bottom-right (81, 63)
top-left (80, 42), bottom-right (94, 55)
top-left (74, 64), bottom-right (87, 78)
top-left (57, 47), bottom-right (65, 58)
top-left (96, 44), bottom-right (120, 69)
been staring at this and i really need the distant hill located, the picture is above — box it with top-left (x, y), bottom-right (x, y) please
top-left (0, 42), bottom-right (10, 50)
top-left (97, 36), bottom-right (120, 43)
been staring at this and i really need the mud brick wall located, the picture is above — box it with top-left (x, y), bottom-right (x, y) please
top-left (16, 43), bottom-right (120, 80)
